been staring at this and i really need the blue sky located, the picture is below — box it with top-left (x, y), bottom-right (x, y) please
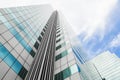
top-left (78, 1), bottom-right (120, 60)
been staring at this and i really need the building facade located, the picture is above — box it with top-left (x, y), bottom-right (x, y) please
top-left (0, 5), bottom-right (83, 80)
top-left (84, 51), bottom-right (120, 80)
top-left (73, 44), bottom-right (120, 80)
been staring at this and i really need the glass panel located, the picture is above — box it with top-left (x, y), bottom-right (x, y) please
top-left (30, 50), bottom-right (36, 57)
top-left (0, 44), bottom-right (9, 59)
top-left (63, 67), bottom-right (71, 79)
top-left (0, 15), bottom-right (8, 23)
top-left (55, 54), bottom-right (61, 61)
top-left (4, 22), bottom-right (12, 29)
top-left (56, 34), bottom-right (61, 37)
top-left (18, 67), bottom-right (28, 79)
top-left (21, 39), bottom-right (32, 52)
top-left (15, 33), bottom-right (23, 41)
top-left (34, 41), bottom-right (39, 49)
top-left (70, 64), bottom-right (79, 74)
top-left (12, 60), bottom-right (22, 74)
top-left (4, 54), bottom-right (16, 66)
top-left (56, 39), bottom-right (61, 43)
top-left (10, 28), bottom-right (18, 35)
top-left (1, 15), bottom-right (32, 53)
top-left (55, 50), bottom-right (68, 61)
top-left (38, 36), bottom-right (42, 42)
top-left (61, 50), bottom-right (68, 57)
top-left (0, 43), bottom-right (22, 74)
top-left (55, 72), bottom-right (63, 80)
top-left (56, 45), bottom-right (61, 50)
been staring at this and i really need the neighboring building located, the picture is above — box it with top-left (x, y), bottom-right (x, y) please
top-left (0, 5), bottom-right (82, 80)
top-left (84, 51), bottom-right (120, 80)
top-left (72, 44), bottom-right (120, 80)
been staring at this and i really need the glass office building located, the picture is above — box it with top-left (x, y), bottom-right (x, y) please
top-left (1, 4), bottom-right (120, 80)
top-left (73, 44), bottom-right (120, 80)
top-left (0, 5), bottom-right (82, 80)
top-left (82, 51), bottom-right (120, 80)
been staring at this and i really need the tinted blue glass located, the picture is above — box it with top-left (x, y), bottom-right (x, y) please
top-left (4, 22), bottom-right (12, 29)
top-left (0, 15), bottom-right (7, 23)
top-left (10, 28), bottom-right (18, 35)
top-left (0, 43), bottom-right (22, 74)
top-left (21, 39), bottom-right (28, 47)
top-left (23, 28), bottom-right (31, 41)
top-left (0, 44), bottom-right (9, 59)
top-left (4, 54), bottom-right (16, 66)
top-left (25, 45), bottom-right (32, 52)
top-left (77, 65), bottom-right (81, 72)
top-left (12, 60), bottom-right (22, 74)
top-left (21, 40), bottom-right (32, 52)
top-left (1, 9), bottom-right (32, 54)
top-left (18, 24), bottom-right (25, 31)
top-left (26, 21), bottom-right (36, 32)
top-left (15, 33), bottom-right (23, 41)
top-left (14, 33), bottom-right (32, 53)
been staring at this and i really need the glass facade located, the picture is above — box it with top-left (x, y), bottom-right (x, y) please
top-left (1, 4), bottom-right (115, 80)
top-left (0, 5), bottom-right (81, 80)
top-left (54, 13), bottom-right (82, 80)
top-left (0, 5), bottom-right (53, 80)
top-left (55, 64), bottom-right (80, 80)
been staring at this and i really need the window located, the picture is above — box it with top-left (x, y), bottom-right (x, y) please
top-left (43, 28), bottom-right (46, 32)
top-left (57, 28), bottom-right (60, 30)
top-left (55, 54), bottom-right (61, 61)
top-left (9, 27), bottom-right (32, 53)
top-left (57, 30), bottom-right (60, 33)
top-left (56, 34), bottom-right (61, 37)
top-left (21, 39), bottom-right (32, 52)
top-left (56, 39), bottom-right (61, 43)
top-left (41, 31), bottom-right (44, 36)
top-left (70, 64), bottom-right (79, 74)
top-left (61, 50), bottom-right (68, 57)
top-left (4, 54), bottom-right (16, 66)
top-left (18, 67), bottom-right (28, 79)
top-left (54, 64), bottom-right (80, 80)
top-left (25, 44), bottom-right (32, 52)
top-left (30, 50), bottom-right (36, 57)
top-left (55, 50), bottom-right (68, 61)
top-left (38, 36), bottom-right (42, 42)
top-left (55, 71), bottom-right (63, 80)
top-left (56, 45), bottom-right (61, 50)
top-left (0, 44), bottom-right (9, 59)
top-left (9, 28), bottom-right (18, 36)
top-left (0, 43), bottom-right (26, 76)
top-left (34, 41), bottom-right (39, 49)
top-left (12, 60), bottom-right (22, 74)
top-left (63, 67), bottom-right (71, 79)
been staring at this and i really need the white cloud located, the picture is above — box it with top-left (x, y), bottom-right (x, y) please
top-left (49, 0), bottom-right (118, 41)
top-left (109, 33), bottom-right (120, 47)
top-left (0, 0), bottom-right (118, 41)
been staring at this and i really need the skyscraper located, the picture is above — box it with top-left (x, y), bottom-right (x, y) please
top-left (83, 51), bottom-right (120, 80)
top-left (0, 5), bottom-right (82, 80)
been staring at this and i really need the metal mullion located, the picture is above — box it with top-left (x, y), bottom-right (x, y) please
top-left (37, 12), bottom-right (56, 80)
top-left (49, 13), bottom-right (57, 80)
top-left (30, 12), bottom-right (55, 80)
top-left (34, 14), bottom-right (55, 80)
top-left (26, 15), bottom-right (52, 80)
top-left (44, 25), bottom-right (55, 80)
top-left (25, 11), bottom-right (57, 80)
top-left (31, 25), bottom-right (51, 79)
